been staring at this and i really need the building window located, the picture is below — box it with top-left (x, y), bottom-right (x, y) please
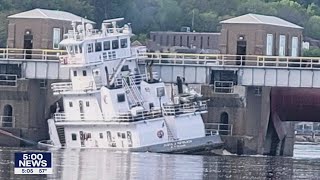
top-left (99, 133), bottom-right (103, 139)
top-left (279, 35), bottom-right (286, 56)
top-left (266, 34), bottom-right (273, 56)
top-left (40, 80), bottom-right (47, 89)
top-left (72, 133), bottom-right (77, 141)
top-left (73, 71), bottom-right (77, 76)
top-left (120, 39), bottom-right (128, 48)
top-left (291, 36), bottom-right (298, 57)
top-left (86, 101), bottom-right (89, 107)
top-left (107, 131), bottom-right (112, 142)
top-left (82, 70), bottom-right (87, 76)
top-left (87, 43), bottom-right (93, 53)
top-left (117, 94), bottom-right (125, 102)
top-left (53, 28), bottom-right (61, 49)
top-left (2, 105), bottom-right (13, 127)
top-left (112, 40), bottom-right (119, 49)
top-left (95, 42), bottom-right (102, 52)
top-left (103, 41), bottom-right (110, 51)
top-left (69, 102), bottom-right (73, 107)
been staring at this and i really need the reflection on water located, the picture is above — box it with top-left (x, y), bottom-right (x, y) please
top-left (0, 145), bottom-right (319, 180)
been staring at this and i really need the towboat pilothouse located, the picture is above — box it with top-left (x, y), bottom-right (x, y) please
top-left (40, 18), bottom-right (223, 154)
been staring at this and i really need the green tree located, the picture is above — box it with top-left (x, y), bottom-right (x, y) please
top-left (305, 15), bottom-right (320, 38)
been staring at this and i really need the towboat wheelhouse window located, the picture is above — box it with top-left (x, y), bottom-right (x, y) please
top-left (71, 133), bottom-right (77, 141)
top-left (117, 93), bottom-right (125, 102)
top-left (103, 41), bottom-right (110, 50)
top-left (120, 39), bottom-right (128, 48)
top-left (95, 42), bottom-right (102, 52)
top-left (112, 40), bottom-right (119, 49)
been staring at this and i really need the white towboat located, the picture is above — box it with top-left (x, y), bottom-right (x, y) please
top-left (40, 18), bottom-right (223, 154)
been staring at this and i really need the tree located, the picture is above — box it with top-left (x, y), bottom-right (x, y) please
top-left (305, 15), bottom-right (320, 39)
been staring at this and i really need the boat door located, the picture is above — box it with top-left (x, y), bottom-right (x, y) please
top-left (116, 132), bottom-right (128, 148)
top-left (79, 101), bottom-right (84, 119)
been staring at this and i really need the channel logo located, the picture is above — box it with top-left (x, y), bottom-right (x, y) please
top-left (14, 152), bottom-right (52, 174)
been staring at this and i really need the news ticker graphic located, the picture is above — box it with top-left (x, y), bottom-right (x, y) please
top-left (14, 152), bottom-right (52, 174)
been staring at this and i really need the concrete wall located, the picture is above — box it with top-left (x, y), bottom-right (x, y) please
top-left (219, 24), bottom-right (303, 56)
top-left (0, 79), bottom-right (61, 146)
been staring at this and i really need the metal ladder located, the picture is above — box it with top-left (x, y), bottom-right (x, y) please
top-left (109, 58), bottom-right (127, 85)
top-left (56, 126), bottom-right (66, 146)
top-left (122, 76), bottom-right (144, 106)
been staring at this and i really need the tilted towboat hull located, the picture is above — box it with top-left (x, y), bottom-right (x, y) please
top-left (38, 135), bottom-right (223, 155)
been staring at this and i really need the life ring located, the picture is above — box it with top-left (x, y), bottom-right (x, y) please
top-left (157, 130), bottom-right (164, 138)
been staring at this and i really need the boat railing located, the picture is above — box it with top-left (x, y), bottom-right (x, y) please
top-left (114, 72), bottom-right (159, 87)
top-left (214, 81), bottom-right (234, 94)
top-left (59, 55), bottom-right (85, 65)
top-left (51, 82), bottom-right (73, 94)
top-left (0, 116), bottom-right (15, 128)
top-left (53, 109), bottom-right (163, 122)
top-left (162, 101), bottom-right (207, 116)
top-left (205, 123), bottom-right (233, 136)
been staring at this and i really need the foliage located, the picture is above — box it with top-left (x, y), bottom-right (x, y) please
top-left (303, 47), bottom-right (320, 56)
top-left (3, 0), bottom-right (320, 45)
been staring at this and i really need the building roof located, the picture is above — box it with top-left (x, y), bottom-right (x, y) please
top-left (220, 13), bottom-right (303, 29)
top-left (8, 8), bottom-right (95, 24)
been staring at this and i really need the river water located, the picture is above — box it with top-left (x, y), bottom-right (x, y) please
top-left (0, 144), bottom-right (319, 180)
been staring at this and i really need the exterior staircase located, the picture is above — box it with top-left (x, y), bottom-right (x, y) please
top-left (56, 126), bottom-right (66, 146)
top-left (122, 76), bottom-right (144, 106)
top-left (109, 58), bottom-right (127, 85)
top-left (164, 120), bottom-right (175, 141)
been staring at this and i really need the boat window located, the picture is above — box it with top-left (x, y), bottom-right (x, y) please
top-left (121, 133), bottom-right (126, 139)
top-left (69, 46), bottom-right (75, 55)
top-left (95, 42), bottom-right (102, 52)
top-left (99, 133), bottom-right (103, 139)
top-left (72, 133), bottom-right (77, 141)
top-left (87, 43), bottom-right (93, 53)
top-left (73, 71), bottom-right (77, 76)
top-left (103, 41), bottom-right (110, 51)
top-left (117, 94), bottom-right (125, 103)
top-left (82, 70), bottom-right (87, 76)
top-left (69, 102), bottom-right (73, 107)
top-left (121, 65), bottom-right (129, 72)
top-left (156, 87), bottom-right (165, 97)
top-left (127, 131), bottom-right (132, 147)
top-left (79, 44), bottom-right (83, 53)
top-left (112, 40), bottom-right (119, 49)
top-left (86, 101), bottom-right (89, 107)
top-left (107, 131), bottom-right (112, 142)
top-left (117, 132), bottom-right (121, 138)
top-left (120, 39), bottom-right (128, 48)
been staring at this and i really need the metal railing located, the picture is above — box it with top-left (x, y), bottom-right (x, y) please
top-left (0, 48), bottom-right (66, 61)
top-left (53, 109), bottom-right (163, 122)
top-left (162, 101), bottom-right (207, 116)
top-left (114, 72), bottom-right (159, 87)
top-left (0, 74), bottom-right (17, 87)
top-left (51, 81), bottom-right (100, 94)
top-left (214, 81), bottom-right (234, 94)
top-left (205, 123), bottom-right (233, 136)
top-left (139, 52), bottom-right (320, 70)
top-left (0, 116), bottom-right (15, 127)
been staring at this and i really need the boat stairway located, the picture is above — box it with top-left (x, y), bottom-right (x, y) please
top-left (56, 126), bottom-right (66, 146)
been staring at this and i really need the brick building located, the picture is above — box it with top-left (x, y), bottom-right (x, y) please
top-left (7, 8), bottom-right (94, 49)
top-left (219, 13), bottom-right (303, 56)
top-left (149, 13), bottom-right (303, 57)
